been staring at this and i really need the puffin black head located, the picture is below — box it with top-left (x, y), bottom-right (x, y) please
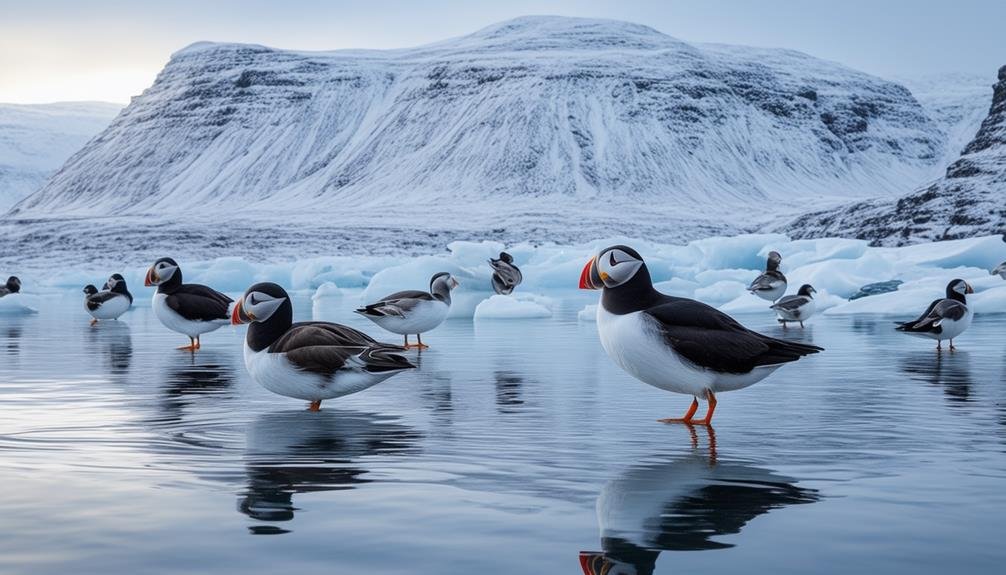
top-left (430, 272), bottom-right (460, 293)
top-left (766, 251), bottom-right (782, 271)
top-left (145, 257), bottom-right (180, 287)
top-left (946, 278), bottom-right (973, 299)
top-left (498, 252), bottom-right (514, 264)
top-left (232, 282), bottom-right (290, 326)
top-left (105, 273), bottom-right (129, 293)
top-left (83, 284), bottom-right (98, 296)
top-left (797, 284), bottom-right (816, 297)
top-left (579, 245), bottom-right (646, 290)
top-left (5, 276), bottom-right (21, 293)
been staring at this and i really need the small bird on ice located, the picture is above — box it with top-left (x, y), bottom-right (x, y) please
top-left (895, 278), bottom-right (974, 351)
top-left (0, 276), bottom-right (21, 297)
top-left (771, 284), bottom-right (817, 328)
top-left (580, 245), bottom-right (822, 425)
top-left (83, 273), bottom-right (133, 325)
top-left (747, 251), bottom-right (787, 302)
top-left (355, 272), bottom-right (459, 349)
top-left (145, 257), bottom-right (234, 351)
top-left (489, 252), bottom-right (523, 295)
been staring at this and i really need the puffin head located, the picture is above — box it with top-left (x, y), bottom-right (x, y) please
top-left (947, 278), bottom-right (973, 297)
top-left (498, 252), bottom-right (514, 264)
top-left (579, 245), bottom-right (646, 290)
top-left (797, 284), bottom-right (816, 297)
top-left (5, 276), bottom-right (21, 293)
top-left (83, 284), bottom-right (98, 296)
top-left (232, 282), bottom-right (290, 325)
top-left (766, 251), bottom-right (782, 270)
top-left (430, 272), bottom-right (460, 293)
top-left (579, 550), bottom-right (650, 575)
top-left (106, 273), bottom-right (127, 292)
top-left (145, 257), bottom-right (179, 287)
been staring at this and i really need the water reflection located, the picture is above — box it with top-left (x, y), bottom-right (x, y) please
top-left (494, 370), bottom-right (524, 413)
top-left (4, 321), bottom-right (23, 357)
top-left (580, 430), bottom-right (819, 574)
top-left (158, 352), bottom-right (237, 419)
top-left (86, 321), bottom-right (133, 375)
top-left (239, 410), bottom-right (421, 534)
top-left (900, 351), bottom-right (973, 403)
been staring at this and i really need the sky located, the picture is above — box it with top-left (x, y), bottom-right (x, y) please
top-left (1, 0), bottom-right (1004, 104)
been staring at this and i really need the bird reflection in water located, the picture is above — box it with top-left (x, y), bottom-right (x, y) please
top-left (580, 426), bottom-right (819, 575)
top-left (86, 320), bottom-right (133, 375)
top-left (239, 410), bottom-right (421, 534)
top-left (158, 352), bottom-right (236, 419)
top-left (495, 370), bottom-right (525, 413)
top-left (900, 350), bottom-right (973, 404)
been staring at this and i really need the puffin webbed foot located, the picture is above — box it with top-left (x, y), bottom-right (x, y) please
top-left (308, 400), bottom-right (322, 412)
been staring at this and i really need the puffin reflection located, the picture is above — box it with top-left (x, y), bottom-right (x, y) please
top-left (86, 320), bottom-right (133, 374)
top-left (158, 352), bottom-right (236, 417)
top-left (494, 370), bottom-right (525, 412)
top-left (239, 410), bottom-right (421, 533)
top-left (900, 350), bottom-right (973, 403)
top-left (580, 429), bottom-right (819, 574)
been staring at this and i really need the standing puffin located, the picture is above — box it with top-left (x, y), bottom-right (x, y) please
top-left (489, 252), bottom-right (523, 295)
top-left (770, 284), bottom-right (817, 328)
top-left (233, 282), bottom-right (415, 411)
top-left (83, 273), bottom-right (133, 325)
top-left (0, 276), bottom-right (21, 297)
top-left (895, 279), bottom-right (974, 351)
top-left (355, 272), bottom-right (459, 349)
top-left (145, 257), bottom-right (234, 351)
top-left (580, 245), bottom-right (822, 425)
top-left (747, 251), bottom-right (787, 302)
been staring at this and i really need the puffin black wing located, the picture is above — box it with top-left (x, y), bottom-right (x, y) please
top-left (271, 323), bottom-right (413, 376)
top-left (645, 298), bottom-right (823, 374)
top-left (85, 291), bottom-right (119, 311)
top-left (166, 284), bottom-right (233, 322)
top-left (355, 290), bottom-right (433, 317)
top-left (770, 295), bottom-right (806, 311)
top-left (896, 298), bottom-right (942, 331)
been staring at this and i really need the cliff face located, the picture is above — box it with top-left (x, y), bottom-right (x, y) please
top-left (788, 65), bottom-right (1006, 245)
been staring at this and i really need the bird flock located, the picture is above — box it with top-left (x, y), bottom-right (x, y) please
top-left (2, 249), bottom-right (996, 422)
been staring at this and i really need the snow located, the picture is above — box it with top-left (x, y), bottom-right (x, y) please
top-left (474, 294), bottom-right (552, 320)
top-left (4, 16), bottom-right (954, 258)
top-left (10, 233), bottom-right (1004, 322)
top-left (0, 101), bottom-right (121, 211)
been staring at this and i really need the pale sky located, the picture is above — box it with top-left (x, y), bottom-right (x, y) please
top-left (1, 0), bottom-right (1003, 104)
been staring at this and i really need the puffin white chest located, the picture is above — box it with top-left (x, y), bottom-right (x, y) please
top-left (243, 343), bottom-right (391, 401)
top-left (936, 307), bottom-right (973, 341)
top-left (596, 304), bottom-right (714, 396)
top-left (152, 292), bottom-right (227, 338)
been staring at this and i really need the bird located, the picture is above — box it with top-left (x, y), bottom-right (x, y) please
top-left (747, 251), bottom-right (787, 302)
top-left (770, 284), bottom-right (817, 328)
top-left (895, 279), bottom-right (974, 351)
top-left (489, 251), bottom-right (523, 295)
top-left (579, 245), bottom-right (822, 425)
top-left (83, 273), bottom-right (133, 325)
top-left (144, 257), bottom-right (234, 351)
top-left (232, 282), bottom-right (415, 411)
top-left (992, 261), bottom-right (1006, 279)
top-left (355, 272), bottom-right (459, 349)
top-left (0, 276), bottom-right (21, 297)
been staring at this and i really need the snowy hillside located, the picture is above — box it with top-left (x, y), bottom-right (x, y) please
top-left (899, 73), bottom-right (991, 172)
top-left (5, 16), bottom-right (951, 259)
top-left (789, 65), bottom-right (1006, 245)
top-left (0, 102), bottom-right (121, 211)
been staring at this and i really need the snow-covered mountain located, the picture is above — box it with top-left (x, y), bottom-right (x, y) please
top-left (899, 73), bottom-right (992, 172)
top-left (0, 102), bottom-right (121, 211)
top-left (789, 65), bottom-right (1006, 245)
top-left (7, 17), bottom-right (950, 253)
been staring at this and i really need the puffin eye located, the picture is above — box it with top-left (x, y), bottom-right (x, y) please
top-left (609, 252), bottom-right (618, 266)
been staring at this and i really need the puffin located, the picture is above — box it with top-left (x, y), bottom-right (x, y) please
top-left (144, 257), bottom-right (234, 351)
top-left (83, 273), bottom-right (133, 325)
top-left (992, 262), bottom-right (1006, 279)
top-left (747, 251), bottom-right (787, 302)
top-left (0, 276), bottom-right (21, 297)
top-left (580, 245), bottom-right (822, 425)
top-left (489, 252), bottom-right (523, 295)
top-left (770, 284), bottom-right (817, 328)
top-left (895, 279), bottom-right (974, 351)
top-left (355, 272), bottom-right (459, 349)
top-left (232, 282), bottom-right (415, 411)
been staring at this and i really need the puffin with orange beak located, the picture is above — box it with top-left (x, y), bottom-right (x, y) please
top-left (580, 245), bottom-right (822, 425)
top-left (233, 282), bottom-right (415, 411)
top-left (145, 257), bottom-right (234, 351)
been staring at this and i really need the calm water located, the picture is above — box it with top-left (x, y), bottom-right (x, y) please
top-left (2, 291), bottom-right (1005, 574)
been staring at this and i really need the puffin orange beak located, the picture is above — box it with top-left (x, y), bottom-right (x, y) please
top-left (579, 257), bottom-right (602, 290)
top-left (231, 300), bottom-right (245, 325)
top-left (144, 267), bottom-right (156, 287)
top-left (965, 283), bottom-right (974, 294)
top-left (578, 551), bottom-right (606, 575)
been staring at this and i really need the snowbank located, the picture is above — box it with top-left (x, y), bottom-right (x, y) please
top-left (474, 294), bottom-right (552, 320)
top-left (19, 234), bottom-right (1006, 317)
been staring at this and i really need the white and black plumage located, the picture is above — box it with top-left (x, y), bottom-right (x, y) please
top-left (144, 257), bottom-right (234, 351)
top-left (355, 272), bottom-right (459, 349)
top-left (489, 252), bottom-right (523, 295)
top-left (895, 279), bottom-right (974, 351)
top-left (747, 251), bottom-right (787, 302)
top-left (580, 245), bottom-right (822, 425)
top-left (232, 282), bottom-right (415, 411)
top-left (770, 284), bottom-right (817, 328)
top-left (0, 276), bottom-right (21, 297)
top-left (992, 262), bottom-right (1006, 279)
top-left (83, 273), bottom-right (133, 325)
top-left (579, 448), bottom-right (819, 575)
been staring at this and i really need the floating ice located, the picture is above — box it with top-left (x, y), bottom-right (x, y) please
top-left (0, 294), bottom-right (39, 315)
top-left (578, 304), bottom-right (598, 322)
top-left (311, 282), bottom-right (341, 300)
top-left (474, 294), bottom-right (552, 320)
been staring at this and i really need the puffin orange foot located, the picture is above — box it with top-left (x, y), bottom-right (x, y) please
top-left (89, 319), bottom-right (98, 326)
top-left (308, 400), bottom-right (322, 412)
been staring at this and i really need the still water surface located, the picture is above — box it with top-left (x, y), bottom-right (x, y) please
top-left (1, 291), bottom-right (1004, 574)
